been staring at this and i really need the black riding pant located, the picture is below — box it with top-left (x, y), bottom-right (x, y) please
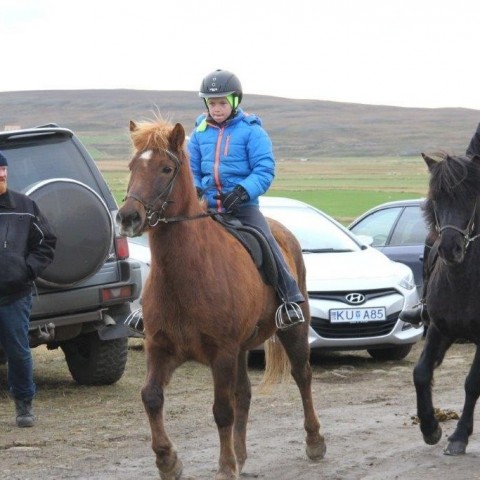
top-left (235, 205), bottom-right (304, 304)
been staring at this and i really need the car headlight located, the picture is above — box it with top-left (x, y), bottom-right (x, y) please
top-left (398, 270), bottom-right (416, 290)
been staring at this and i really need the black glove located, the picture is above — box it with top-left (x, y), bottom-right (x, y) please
top-left (214, 185), bottom-right (249, 213)
top-left (195, 186), bottom-right (204, 199)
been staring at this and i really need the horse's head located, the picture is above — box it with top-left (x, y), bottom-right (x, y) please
top-left (116, 119), bottom-right (196, 237)
top-left (423, 152), bottom-right (480, 266)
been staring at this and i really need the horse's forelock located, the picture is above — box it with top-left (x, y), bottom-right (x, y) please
top-left (429, 154), bottom-right (480, 202)
top-left (130, 120), bottom-right (173, 152)
top-left (425, 153), bottom-right (480, 229)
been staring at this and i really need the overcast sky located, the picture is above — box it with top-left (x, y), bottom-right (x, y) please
top-left (2, 0), bottom-right (479, 110)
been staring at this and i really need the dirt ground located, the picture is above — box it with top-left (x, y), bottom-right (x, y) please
top-left (2, 338), bottom-right (480, 480)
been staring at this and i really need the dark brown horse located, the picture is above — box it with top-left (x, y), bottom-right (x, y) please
top-left (414, 152), bottom-right (480, 455)
top-left (116, 119), bottom-right (325, 479)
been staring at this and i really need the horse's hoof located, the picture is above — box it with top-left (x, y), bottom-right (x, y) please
top-left (159, 457), bottom-right (183, 480)
top-left (423, 425), bottom-right (442, 445)
top-left (306, 440), bottom-right (327, 460)
top-left (444, 440), bottom-right (467, 456)
top-left (214, 471), bottom-right (238, 480)
top-left (236, 458), bottom-right (246, 474)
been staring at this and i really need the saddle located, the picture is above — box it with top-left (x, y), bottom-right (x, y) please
top-left (211, 213), bottom-right (278, 289)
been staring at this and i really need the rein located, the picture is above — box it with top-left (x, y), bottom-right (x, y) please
top-left (434, 200), bottom-right (480, 249)
top-left (146, 210), bottom-right (217, 227)
top-left (124, 148), bottom-right (217, 227)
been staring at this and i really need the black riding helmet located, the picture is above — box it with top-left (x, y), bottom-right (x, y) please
top-left (199, 69), bottom-right (243, 109)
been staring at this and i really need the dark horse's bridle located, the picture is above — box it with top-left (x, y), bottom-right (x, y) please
top-left (434, 200), bottom-right (480, 250)
top-left (124, 148), bottom-right (215, 227)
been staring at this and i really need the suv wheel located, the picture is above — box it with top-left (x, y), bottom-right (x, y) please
top-left (367, 344), bottom-right (413, 361)
top-left (61, 332), bottom-right (128, 385)
top-left (0, 349), bottom-right (7, 365)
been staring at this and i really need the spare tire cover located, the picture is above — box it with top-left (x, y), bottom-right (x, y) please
top-left (25, 178), bottom-right (113, 288)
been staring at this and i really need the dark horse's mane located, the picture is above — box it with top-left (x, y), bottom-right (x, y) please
top-left (423, 152), bottom-right (480, 231)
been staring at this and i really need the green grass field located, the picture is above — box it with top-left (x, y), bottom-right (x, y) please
top-left (101, 156), bottom-right (429, 225)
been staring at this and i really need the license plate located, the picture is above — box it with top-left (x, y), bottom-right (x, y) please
top-left (329, 307), bottom-right (387, 323)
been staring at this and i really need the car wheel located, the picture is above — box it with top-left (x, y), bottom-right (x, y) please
top-left (367, 344), bottom-right (413, 361)
top-left (25, 179), bottom-right (113, 288)
top-left (61, 332), bottom-right (128, 385)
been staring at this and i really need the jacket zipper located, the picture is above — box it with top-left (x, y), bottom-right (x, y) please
top-left (223, 135), bottom-right (230, 156)
top-left (214, 127), bottom-right (225, 212)
top-left (3, 219), bottom-right (8, 248)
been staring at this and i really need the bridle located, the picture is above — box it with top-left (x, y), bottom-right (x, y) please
top-left (124, 148), bottom-right (215, 227)
top-left (434, 199), bottom-right (480, 250)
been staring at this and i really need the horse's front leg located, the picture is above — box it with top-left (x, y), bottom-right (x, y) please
top-left (142, 343), bottom-right (182, 480)
top-left (233, 350), bottom-right (251, 473)
top-left (212, 353), bottom-right (239, 480)
top-left (444, 345), bottom-right (480, 455)
top-left (413, 324), bottom-right (452, 446)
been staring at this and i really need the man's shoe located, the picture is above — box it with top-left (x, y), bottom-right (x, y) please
top-left (399, 303), bottom-right (429, 326)
top-left (15, 398), bottom-right (35, 428)
top-left (275, 302), bottom-right (305, 330)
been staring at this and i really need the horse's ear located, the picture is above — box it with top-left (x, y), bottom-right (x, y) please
top-left (422, 152), bottom-right (437, 170)
top-left (129, 120), bottom-right (138, 132)
top-left (169, 123), bottom-right (186, 151)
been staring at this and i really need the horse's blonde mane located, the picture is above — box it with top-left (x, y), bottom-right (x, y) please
top-left (130, 118), bottom-right (174, 152)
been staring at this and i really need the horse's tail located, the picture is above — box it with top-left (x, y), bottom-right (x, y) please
top-left (259, 336), bottom-right (291, 392)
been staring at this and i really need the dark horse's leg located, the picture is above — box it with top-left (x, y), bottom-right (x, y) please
top-left (444, 345), bottom-right (480, 455)
top-left (413, 323), bottom-right (453, 446)
top-left (141, 345), bottom-right (183, 480)
top-left (233, 350), bottom-right (251, 473)
top-left (277, 319), bottom-right (326, 460)
top-left (211, 351), bottom-right (239, 480)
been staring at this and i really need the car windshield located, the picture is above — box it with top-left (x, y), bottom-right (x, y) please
top-left (1, 134), bottom-right (104, 196)
top-left (261, 205), bottom-right (361, 252)
top-left (350, 206), bottom-right (402, 247)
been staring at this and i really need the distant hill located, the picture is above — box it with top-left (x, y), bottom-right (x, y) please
top-left (1, 89), bottom-right (479, 160)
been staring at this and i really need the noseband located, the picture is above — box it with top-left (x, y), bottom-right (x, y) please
top-left (434, 200), bottom-right (480, 249)
top-left (124, 148), bottom-right (214, 227)
top-left (124, 148), bottom-right (182, 226)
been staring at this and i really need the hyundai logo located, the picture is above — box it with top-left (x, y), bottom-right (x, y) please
top-left (345, 293), bottom-right (365, 305)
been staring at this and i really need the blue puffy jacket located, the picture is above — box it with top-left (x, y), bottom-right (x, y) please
top-left (188, 108), bottom-right (275, 211)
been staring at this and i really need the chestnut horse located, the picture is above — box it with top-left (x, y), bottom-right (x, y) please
top-left (116, 119), bottom-right (325, 479)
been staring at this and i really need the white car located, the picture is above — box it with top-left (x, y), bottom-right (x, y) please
top-left (126, 233), bottom-right (150, 312)
top-left (127, 197), bottom-right (422, 360)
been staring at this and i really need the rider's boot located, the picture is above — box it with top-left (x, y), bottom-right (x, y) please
top-left (399, 301), bottom-right (429, 326)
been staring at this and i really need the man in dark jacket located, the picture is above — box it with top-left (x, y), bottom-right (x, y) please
top-left (467, 123), bottom-right (480, 157)
top-left (0, 150), bottom-right (56, 427)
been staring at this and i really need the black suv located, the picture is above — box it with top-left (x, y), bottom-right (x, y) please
top-left (0, 124), bottom-right (142, 385)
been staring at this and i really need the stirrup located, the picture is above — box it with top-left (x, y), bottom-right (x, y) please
top-left (275, 302), bottom-right (305, 330)
top-left (124, 308), bottom-right (145, 337)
